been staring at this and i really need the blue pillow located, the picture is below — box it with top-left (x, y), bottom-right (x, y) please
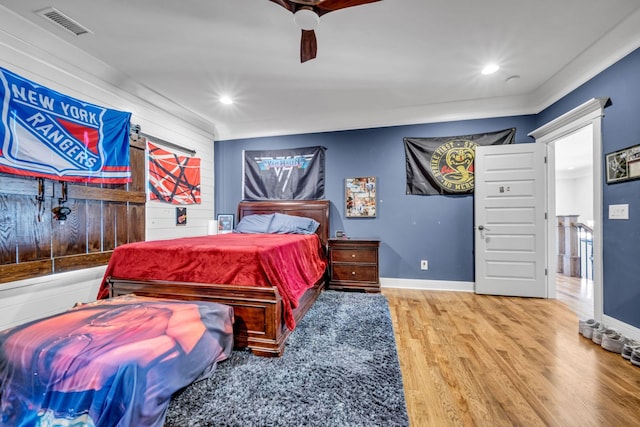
top-left (268, 213), bottom-right (320, 235)
top-left (234, 213), bottom-right (274, 234)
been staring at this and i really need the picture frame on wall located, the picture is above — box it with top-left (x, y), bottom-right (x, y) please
top-left (606, 144), bottom-right (640, 184)
top-left (176, 207), bottom-right (187, 226)
top-left (216, 214), bottom-right (234, 234)
top-left (345, 176), bottom-right (376, 218)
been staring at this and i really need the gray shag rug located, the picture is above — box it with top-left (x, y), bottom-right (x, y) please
top-left (165, 290), bottom-right (409, 427)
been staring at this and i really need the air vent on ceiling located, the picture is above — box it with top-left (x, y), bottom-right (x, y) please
top-left (36, 7), bottom-right (91, 36)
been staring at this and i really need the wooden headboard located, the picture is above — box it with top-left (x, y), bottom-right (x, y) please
top-left (237, 200), bottom-right (330, 249)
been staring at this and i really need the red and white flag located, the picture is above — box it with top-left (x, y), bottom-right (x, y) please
top-left (148, 142), bottom-right (201, 204)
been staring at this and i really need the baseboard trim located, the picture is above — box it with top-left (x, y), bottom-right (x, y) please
top-left (380, 277), bottom-right (474, 292)
top-left (602, 314), bottom-right (640, 342)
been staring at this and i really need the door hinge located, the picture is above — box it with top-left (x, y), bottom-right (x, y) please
top-left (545, 212), bottom-right (548, 220)
top-left (544, 156), bottom-right (548, 163)
top-left (545, 268), bottom-right (548, 276)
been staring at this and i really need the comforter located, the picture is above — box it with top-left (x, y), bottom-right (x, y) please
top-left (0, 295), bottom-right (234, 427)
top-left (97, 233), bottom-right (328, 330)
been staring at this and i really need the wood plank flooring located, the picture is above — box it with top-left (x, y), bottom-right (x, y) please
top-left (555, 273), bottom-right (594, 321)
top-left (383, 287), bottom-right (640, 427)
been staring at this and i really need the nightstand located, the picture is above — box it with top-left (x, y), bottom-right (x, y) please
top-left (328, 239), bottom-right (380, 293)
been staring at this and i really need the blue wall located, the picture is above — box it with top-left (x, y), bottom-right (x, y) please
top-left (216, 47), bottom-right (640, 329)
top-left (215, 116), bottom-right (537, 283)
top-left (537, 47), bottom-right (640, 328)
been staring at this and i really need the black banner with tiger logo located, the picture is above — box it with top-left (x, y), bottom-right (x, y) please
top-left (404, 128), bottom-right (515, 195)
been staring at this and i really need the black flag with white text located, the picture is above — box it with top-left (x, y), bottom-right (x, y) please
top-left (243, 146), bottom-right (326, 200)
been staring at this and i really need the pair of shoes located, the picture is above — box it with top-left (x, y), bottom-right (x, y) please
top-left (583, 320), bottom-right (600, 339)
top-left (622, 340), bottom-right (640, 360)
top-left (578, 319), bottom-right (586, 334)
top-left (580, 319), bottom-right (597, 336)
top-left (592, 325), bottom-right (615, 345)
top-left (631, 348), bottom-right (640, 367)
top-left (601, 331), bottom-right (626, 353)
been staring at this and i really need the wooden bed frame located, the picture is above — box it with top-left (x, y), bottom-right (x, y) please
top-left (107, 199), bottom-right (330, 357)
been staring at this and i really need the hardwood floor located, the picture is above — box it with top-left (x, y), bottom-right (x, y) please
top-left (383, 288), bottom-right (640, 426)
top-left (555, 273), bottom-right (594, 321)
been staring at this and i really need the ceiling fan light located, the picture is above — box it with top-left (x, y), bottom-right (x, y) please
top-left (294, 8), bottom-right (319, 30)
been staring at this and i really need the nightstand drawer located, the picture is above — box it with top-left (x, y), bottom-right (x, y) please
top-left (331, 264), bottom-right (378, 283)
top-left (330, 248), bottom-right (377, 264)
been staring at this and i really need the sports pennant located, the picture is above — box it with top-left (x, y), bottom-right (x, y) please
top-left (404, 128), bottom-right (516, 195)
top-left (148, 142), bottom-right (201, 204)
top-left (0, 67), bottom-right (132, 183)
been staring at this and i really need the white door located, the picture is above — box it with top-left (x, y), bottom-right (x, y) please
top-left (474, 143), bottom-right (547, 297)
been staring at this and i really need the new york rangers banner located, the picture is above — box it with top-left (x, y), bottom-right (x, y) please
top-left (0, 67), bottom-right (132, 183)
top-left (404, 128), bottom-right (515, 195)
top-left (243, 146), bottom-right (326, 200)
top-left (148, 142), bottom-right (201, 204)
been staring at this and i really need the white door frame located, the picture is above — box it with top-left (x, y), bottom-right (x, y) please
top-left (528, 97), bottom-right (608, 318)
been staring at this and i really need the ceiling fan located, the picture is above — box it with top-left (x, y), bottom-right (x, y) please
top-left (269, 0), bottom-right (382, 63)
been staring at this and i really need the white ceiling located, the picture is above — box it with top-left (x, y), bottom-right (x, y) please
top-left (1, 0), bottom-right (640, 141)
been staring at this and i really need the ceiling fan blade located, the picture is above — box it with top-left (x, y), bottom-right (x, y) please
top-left (315, 0), bottom-right (381, 12)
top-left (300, 29), bottom-right (317, 63)
top-left (289, 0), bottom-right (325, 5)
top-left (268, 0), bottom-right (295, 12)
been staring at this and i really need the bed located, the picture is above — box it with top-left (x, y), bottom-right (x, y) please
top-left (0, 294), bottom-right (234, 427)
top-left (104, 200), bottom-right (330, 357)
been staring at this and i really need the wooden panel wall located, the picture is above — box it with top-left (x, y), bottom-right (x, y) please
top-left (0, 138), bottom-right (146, 284)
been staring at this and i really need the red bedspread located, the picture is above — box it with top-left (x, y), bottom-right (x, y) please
top-left (98, 233), bottom-right (327, 329)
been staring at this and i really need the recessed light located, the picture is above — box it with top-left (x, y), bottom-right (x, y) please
top-left (481, 64), bottom-right (499, 75)
top-left (219, 96), bottom-right (233, 105)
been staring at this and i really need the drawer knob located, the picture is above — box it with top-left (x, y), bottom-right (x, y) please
top-left (351, 271), bottom-right (356, 275)
top-left (351, 254), bottom-right (356, 258)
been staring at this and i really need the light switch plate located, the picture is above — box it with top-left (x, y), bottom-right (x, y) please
top-left (609, 204), bottom-right (629, 220)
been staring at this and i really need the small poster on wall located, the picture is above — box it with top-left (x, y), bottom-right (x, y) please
top-left (176, 207), bottom-right (187, 226)
top-left (345, 177), bottom-right (376, 218)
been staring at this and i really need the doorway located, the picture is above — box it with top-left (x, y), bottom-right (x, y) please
top-left (528, 97), bottom-right (608, 321)
top-left (553, 125), bottom-right (594, 319)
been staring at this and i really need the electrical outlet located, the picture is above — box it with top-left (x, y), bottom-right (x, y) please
top-left (420, 260), bottom-right (429, 270)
